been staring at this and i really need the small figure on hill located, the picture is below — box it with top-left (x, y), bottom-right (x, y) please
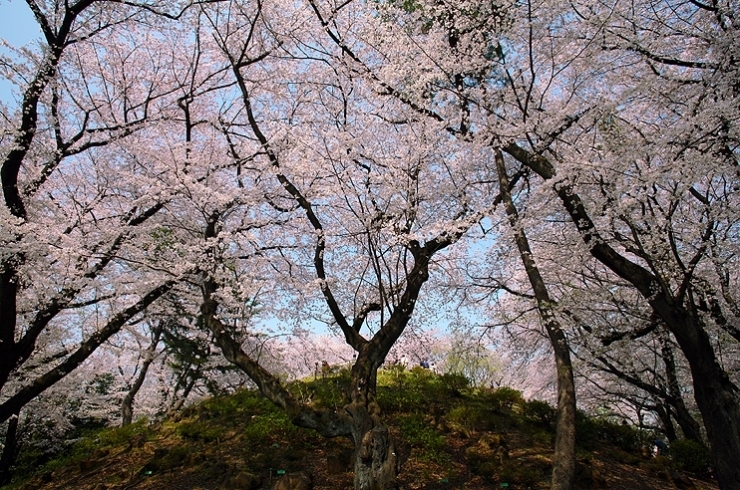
top-left (420, 359), bottom-right (430, 369)
top-left (399, 355), bottom-right (410, 369)
top-left (321, 360), bottom-right (330, 379)
top-left (429, 361), bottom-right (439, 374)
top-left (652, 439), bottom-right (668, 457)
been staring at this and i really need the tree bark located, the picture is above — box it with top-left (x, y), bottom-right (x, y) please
top-left (658, 328), bottom-right (703, 442)
top-left (654, 402), bottom-right (678, 442)
top-left (505, 143), bottom-right (740, 490)
top-left (0, 280), bottom-right (176, 424)
top-left (0, 411), bottom-right (20, 486)
top-left (495, 150), bottom-right (576, 490)
top-left (121, 323), bottom-right (164, 426)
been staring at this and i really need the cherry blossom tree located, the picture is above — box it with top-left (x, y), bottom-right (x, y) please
top-left (0, 0), bottom-right (208, 426)
top-left (301, 0), bottom-right (739, 487)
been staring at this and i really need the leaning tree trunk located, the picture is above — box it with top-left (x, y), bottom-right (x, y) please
top-left (504, 144), bottom-right (740, 489)
top-left (495, 150), bottom-right (576, 490)
top-left (122, 323), bottom-right (163, 426)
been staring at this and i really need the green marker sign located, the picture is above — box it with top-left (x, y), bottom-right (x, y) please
top-left (277, 469), bottom-right (286, 476)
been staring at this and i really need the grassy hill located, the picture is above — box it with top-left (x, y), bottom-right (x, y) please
top-left (1, 367), bottom-right (719, 490)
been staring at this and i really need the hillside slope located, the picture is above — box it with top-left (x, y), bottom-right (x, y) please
top-left (2, 369), bottom-right (719, 490)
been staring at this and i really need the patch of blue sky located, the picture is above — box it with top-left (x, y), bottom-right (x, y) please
top-left (0, 0), bottom-right (41, 107)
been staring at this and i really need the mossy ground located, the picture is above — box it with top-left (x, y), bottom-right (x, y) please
top-left (2, 368), bottom-right (719, 490)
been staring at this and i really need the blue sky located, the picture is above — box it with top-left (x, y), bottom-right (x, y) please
top-left (0, 1), bottom-right (41, 106)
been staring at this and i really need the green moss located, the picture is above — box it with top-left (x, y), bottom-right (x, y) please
top-left (176, 420), bottom-right (226, 442)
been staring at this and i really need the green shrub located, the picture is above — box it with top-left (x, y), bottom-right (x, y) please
top-left (398, 413), bottom-right (447, 463)
top-left (485, 387), bottom-right (524, 411)
top-left (446, 404), bottom-right (495, 432)
top-left (176, 421), bottom-right (225, 442)
top-left (243, 411), bottom-right (300, 446)
top-left (523, 400), bottom-right (556, 428)
top-left (671, 439), bottom-right (712, 474)
top-left (576, 413), bottom-right (649, 451)
top-left (439, 373), bottom-right (470, 394)
top-left (377, 368), bottom-right (443, 412)
top-left (531, 430), bottom-right (554, 446)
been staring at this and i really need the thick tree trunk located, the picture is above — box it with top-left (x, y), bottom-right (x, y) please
top-left (551, 339), bottom-right (577, 490)
top-left (0, 411), bottom-right (20, 486)
top-left (353, 421), bottom-right (398, 490)
top-left (667, 310), bottom-right (740, 489)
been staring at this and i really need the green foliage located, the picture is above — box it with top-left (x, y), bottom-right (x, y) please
top-left (12, 418), bottom-right (153, 483)
top-left (442, 341), bottom-right (500, 388)
top-left (531, 430), bottom-right (554, 446)
top-left (176, 420), bottom-right (226, 442)
top-left (522, 400), bottom-right (557, 428)
top-left (397, 413), bottom-right (447, 463)
top-left (576, 413), bottom-right (651, 451)
top-left (9, 383), bottom-right (682, 489)
top-left (484, 387), bottom-right (524, 411)
top-left (377, 367), bottom-right (448, 412)
top-left (243, 411), bottom-right (301, 446)
top-left (193, 389), bottom-right (274, 419)
top-left (438, 373), bottom-right (470, 394)
top-left (446, 403), bottom-right (496, 432)
top-left (670, 439), bottom-right (712, 474)
top-left (289, 368), bottom-right (351, 410)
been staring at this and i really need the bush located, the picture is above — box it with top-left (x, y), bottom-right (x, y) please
top-left (576, 413), bottom-right (649, 451)
top-left (397, 413), bottom-right (447, 463)
top-left (485, 387), bottom-right (524, 411)
top-left (671, 439), bottom-right (712, 474)
top-left (243, 411), bottom-right (300, 446)
top-left (177, 421), bottom-right (225, 442)
top-left (446, 404), bottom-right (495, 432)
top-left (439, 373), bottom-right (470, 394)
top-left (522, 400), bottom-right (557, 428)
top-left (377, 368), bottom-right (445, 412)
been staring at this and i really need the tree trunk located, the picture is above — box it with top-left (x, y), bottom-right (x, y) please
top-left (495, 150), bottom-right (575, 490)
top-left (353, 421), bottom-right (398, 490)
top-left (0, 411), bottom-right (20, 486)
top-left (504, 145), bottom-right (740, 489)
top-left (121, 323), bottom-right (163, 426)
top-left (658, 328), bottom-right (703, 442)
top-left (654, 402), bottom-right (678, 442)
top-left (551, 338), bottom-right (577, 490)
top-left (667, 310), bottom-right (740, 489)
